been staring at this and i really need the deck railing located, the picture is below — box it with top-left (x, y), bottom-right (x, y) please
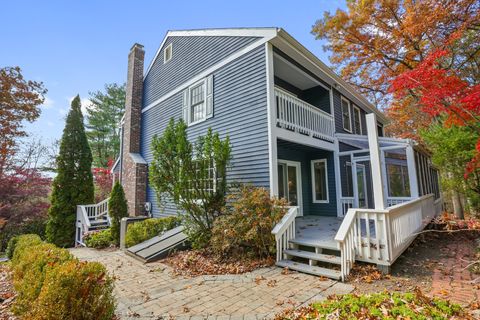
top-left (335, 194), bottom-right (440, 281)
top-left (272, 206), bottom-right (298, 262)
top-left (386, 197), bottom-right (411, 207)
top-left (275, 88), bottom-right (335, 142)
top-left (340, 197), bottom-right (354, 216)
top-left (75, 198), bottom-right (110, 246)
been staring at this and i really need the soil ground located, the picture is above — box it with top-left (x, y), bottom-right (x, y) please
top-left (349, 230), bottom-right (480, 308)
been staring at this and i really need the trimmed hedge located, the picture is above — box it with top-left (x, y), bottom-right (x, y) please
top-left (0, 218), bottom-right (47, 253)
top-left (9, 234), bottom-right (115, 319)
top-left (125, 217), bottom-right (181, 248)
top-left (84, 229), bottom-right (113, 249)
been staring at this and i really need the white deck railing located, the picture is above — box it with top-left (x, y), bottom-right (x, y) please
top-left (386, 197), bottom-right (412, 207)
top-left (335, 194), bottom-right (440, 281)
top-left (272, 206), bottom-right (298, 262)
top-left (275, 88), bottom-right (335, 142)
top-left (75, 198), bottom-right (110, 246)
top-left (340, 197), bottom-right (354, 216)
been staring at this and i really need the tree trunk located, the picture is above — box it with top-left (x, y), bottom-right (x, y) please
top-left (452, 190), bottom-right (464, 219)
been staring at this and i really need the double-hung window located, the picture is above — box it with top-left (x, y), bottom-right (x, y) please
top-left (353, 105), bottom-right (362, 135)
top-left (341, 97), bottom-right (352, 132)
top-left (183, 75), bottom-right (214, 125)
top-left (311, 159), bottom-right (329, 203)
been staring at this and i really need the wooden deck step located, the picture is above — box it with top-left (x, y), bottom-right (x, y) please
top-left (289, 238), bottom-right (339, 251)
top-left (283, 249), bottom-right (341, 265)
top-left (276, 260), bottom-right (341, 280)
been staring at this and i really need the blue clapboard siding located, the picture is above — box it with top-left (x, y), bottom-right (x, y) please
top-left (143, 36), bottom-right (260, 106)
top-left (333, 88), bottom-right (371, 135)
top-left (277, 139), bottom-right (337, 216)
top-left (141, 45), bottom-right (269, 217)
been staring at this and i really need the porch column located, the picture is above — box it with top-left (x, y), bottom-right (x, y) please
top-left (366, 114), bottom-right (386, 209)
top-left (265, 42), bottom-right (278, 196)
top-left (405, 145), bottom-right (419, 198)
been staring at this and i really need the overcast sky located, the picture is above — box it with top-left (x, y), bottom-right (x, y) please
top-left (1, 0), bottom-right (346, 144)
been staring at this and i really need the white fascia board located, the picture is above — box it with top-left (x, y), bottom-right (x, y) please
top-left (142, 36), bottom-right (275, 113)
top-left (144, 28), bottom-right (278, 80)
top-left (275, 28), bottom-right (389, 124)
top-left (335, 133), bottom-right (411, 145)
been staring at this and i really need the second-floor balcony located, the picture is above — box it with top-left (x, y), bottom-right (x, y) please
top-left (275, 87), bottom-right (335, 143)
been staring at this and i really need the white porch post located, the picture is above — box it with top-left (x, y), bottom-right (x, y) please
top-left (366, 114), bottom-right (386, 209)
top-left (333, 140), bottom-right (343, 217)
top-left (265, 42), bottom-right (278, 196)
top-left (406, 145), bottom-right (419, 198)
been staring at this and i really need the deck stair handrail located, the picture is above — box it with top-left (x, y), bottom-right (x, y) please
top-left (275, 88), bottom-right (335, 142)
top-left (272, 206), bottom-right (298, 262)
top-left (335, 194), bottom-right (439, 281)
top-left (75, 198), bottom-right (110, 246)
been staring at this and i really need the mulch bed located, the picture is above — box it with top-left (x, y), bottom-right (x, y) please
top-left (0, 263), bottom-right (17, 320)
top-left (163, 249), bottom-right (275, 277)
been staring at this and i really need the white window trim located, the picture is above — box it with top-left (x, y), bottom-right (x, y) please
top-left (188, 79), bottom-right (206, 126)
top-left (163, 43), bottom-right (172, 63)
top-left (353, 105), bottom-right (363, 135)
top-left (311, 159), bottom-right (329, 203)
top-left (341, 96), bottom-right (352, 133)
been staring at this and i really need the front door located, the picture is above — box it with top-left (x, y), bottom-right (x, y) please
top-left (278, 160), bottom-right (303, 215)
top-left (356, 164), bottom-right (368, 208)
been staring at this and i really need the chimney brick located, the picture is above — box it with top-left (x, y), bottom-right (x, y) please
top-left (121, 43), bottom-right (148, 216)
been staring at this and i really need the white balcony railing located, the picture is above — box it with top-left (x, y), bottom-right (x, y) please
top-left (275, 88), bottom-right (335, 143)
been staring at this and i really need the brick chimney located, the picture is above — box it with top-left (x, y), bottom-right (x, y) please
top-left (121, 43), bottom-right (148, 216)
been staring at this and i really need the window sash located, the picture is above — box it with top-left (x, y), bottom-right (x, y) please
top-left (311, 159), bottom-right (329, 203)
top-left (353, 106), bottom-right (362, 134)
top-left (341, 98), bottom-right (352, 132)
top-left (189, 82), bottom-right (206, 123)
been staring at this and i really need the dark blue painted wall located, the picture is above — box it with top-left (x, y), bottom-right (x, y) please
top-left (277, 139), bottom-right (337, 216)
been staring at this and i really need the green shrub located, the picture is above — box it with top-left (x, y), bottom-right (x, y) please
top-left (6, 236), bottom-right (19, 259)
top-left (279, 291), bottom-right (467, 319)
top-left (0, 218), bottom-right (47, 252)
top-left (84, 229), bottom-right (113, 249)
top-left (10, 234), bottom-right (43, 264)
top-left (27, 260), bottom-right (115, 320)
top-left (108, 181), bottom-right (128, 244)
top-left (210, 185), bottom-right (287, 259)
top-left (12, 242), bottom-right (73, 315)
top-left (125, 216), bottom-right (181, 248)
top-left (8, 234), bottom-right (115, 319)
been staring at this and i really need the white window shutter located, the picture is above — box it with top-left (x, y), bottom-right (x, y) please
top-left (182, 89), bottom-right (189, 123)
top-left (205, 75), bottom-right (213, 119)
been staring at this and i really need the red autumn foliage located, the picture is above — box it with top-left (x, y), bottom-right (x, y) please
top-left (92, 159), bottom-right (113, 202)
top-left (0, 167), bottom-right (51, 226)
top-left (390, 48), bottom-right (480, 177)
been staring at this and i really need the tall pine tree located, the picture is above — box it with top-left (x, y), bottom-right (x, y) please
top-left (46, 95), bottom-right (94, 247)
top-left (86, 83), bottom-right (125, 168)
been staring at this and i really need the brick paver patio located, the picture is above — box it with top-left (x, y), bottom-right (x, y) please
top-left (429, 240), bottom-right (479, 305)
top-left (70, 248), bottom-right (353, 319)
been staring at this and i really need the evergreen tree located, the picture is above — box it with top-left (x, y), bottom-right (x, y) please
top-left (108, 181), bottom-right (128, 244)
top-left (86, 83), bottom-right (126, 168)
top-left (46, 95), bottom-right (94, 247)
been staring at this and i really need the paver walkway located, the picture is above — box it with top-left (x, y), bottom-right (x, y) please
top-left (70, 248), bottom-right (353, 319)
top-left (429, 240), bottom-right (479, 305)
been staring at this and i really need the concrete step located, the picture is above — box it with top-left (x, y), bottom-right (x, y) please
top-left (283, 249), bottom-right (341, 265)
top-left (276, 259), bottom-right (341, 280)
top-left (289, 238), bottom-right (339, 251)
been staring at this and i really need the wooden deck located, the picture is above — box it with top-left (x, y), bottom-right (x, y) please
top-left (295, 215), bottom-right (378, 250)
top-left (294, 216), bottom-right (343, 250)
